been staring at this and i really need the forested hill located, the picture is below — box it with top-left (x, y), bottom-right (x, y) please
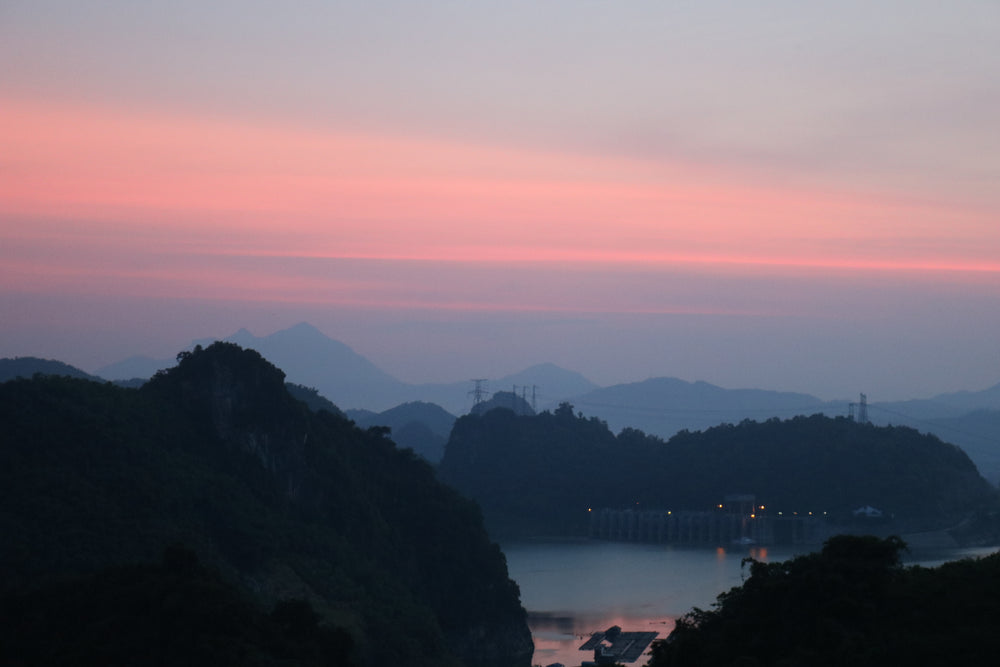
top-left (0, 343), bottom-right (532, 667)
top-left (649, 535), bottom-right (1000, 666)
top-left (0, 356), bottom-right (101, 382)
top-left (438, 406), bottom-right (998, 539)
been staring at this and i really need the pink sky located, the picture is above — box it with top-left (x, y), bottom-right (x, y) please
top-left (2, 1), bottom-right (999, 400)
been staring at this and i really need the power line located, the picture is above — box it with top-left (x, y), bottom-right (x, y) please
top-left (469, 379), bottom-right (488, 406)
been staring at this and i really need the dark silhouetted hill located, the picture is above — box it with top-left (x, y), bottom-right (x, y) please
top-left (561, 378), bottom-right (1000, 487)
top-left (649, 535), bottom-right (1000, 667)
top-left (562, 377), bottom-right (833, 437)
top-left (96, 324), bottom-right (596, 413)
top-left (88, 323), bottom-right (1000, 479)
top-left (1, 343), bottom-right (532, 667)
top-left (472, 391), bottom-right (535, 417)
top-left (350, 401), bottom-right (456, 464)
top-left (0, 546), bottom-right (356, 666)
top-left (0, 356), bottom-right (101, 383)
top-left (95, 323), bottom-right (409, 410)
top-left (219, 323), bottom-right (410, 410)
top-left (286, 382), bottom-right (347, 418)
top-left (922, 409), bottom-right (1000, 486)
top-left (439, 408), bottom-right (997, 540)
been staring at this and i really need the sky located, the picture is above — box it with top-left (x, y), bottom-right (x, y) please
top-left (2, 1), bottom-right (999, 401)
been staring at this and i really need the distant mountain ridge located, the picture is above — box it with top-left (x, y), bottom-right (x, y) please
top-left (84, 322), bottom-right (1000, 482)
top-left (562, 377), bottom-right (834, 436)
top-left (0, 357), bottom-right (102, 383)
top-left (92, 322), bottom-right (1000, 417)
top-left (561, 378), bottom-right (1000, 484)
top-left (348, 401), bottom-right (457, 464)
top-left (94, 323), bottom-right (599, 413)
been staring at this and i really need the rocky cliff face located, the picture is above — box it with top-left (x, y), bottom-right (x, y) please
top-left (143, 342), bottom-right (534, 667)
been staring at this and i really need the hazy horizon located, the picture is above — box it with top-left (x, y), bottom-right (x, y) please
top-left (7, 318), bottom-right (994, 406)
top-left (3, 2), bottom-right (999, 403)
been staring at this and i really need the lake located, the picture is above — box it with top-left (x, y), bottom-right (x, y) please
top-left (503, 539), bottom-right (998, 667)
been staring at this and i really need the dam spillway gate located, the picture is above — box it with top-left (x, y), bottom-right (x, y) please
top-left (589, 507), bottom-right (825, 546)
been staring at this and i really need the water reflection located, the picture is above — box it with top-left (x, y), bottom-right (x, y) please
top-left (506, 540), bottom-right (999, 667)
top-left (527, 610), bottom-right (673, 667)
top-left (506, 541), bottom-right (785, 666)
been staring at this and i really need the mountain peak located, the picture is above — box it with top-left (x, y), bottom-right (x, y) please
top-left (274, 322), bottom-right (325, 340)
top-left (143, 342), bottom-right (301, 439)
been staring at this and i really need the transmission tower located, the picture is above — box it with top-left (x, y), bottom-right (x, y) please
top-left (469, 379), bottom-right (488, 406)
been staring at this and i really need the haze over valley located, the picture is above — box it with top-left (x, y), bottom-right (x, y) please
top-left (46, 321), bottom-right (1000, 485)
top-left (3, 2), bottom-right (1000, 665)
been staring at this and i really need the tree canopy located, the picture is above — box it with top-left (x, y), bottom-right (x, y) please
top-left (0, 342), bottom-right (532, 667)
top-left (648, 535), bottom-right (1000, 667)
top-left (439, 408), bottom-right (996, 539)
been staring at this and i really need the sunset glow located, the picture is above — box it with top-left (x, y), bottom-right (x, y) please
top-left (2, 0), bottom-right (999, 399)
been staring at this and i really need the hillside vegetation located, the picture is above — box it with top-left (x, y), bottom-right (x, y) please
top-left (649, 535), bottom-right (1000, 667)
top-left (0, 343), bottom-right (532, 667)
top-left (439, 405), bottom-right (997, 539)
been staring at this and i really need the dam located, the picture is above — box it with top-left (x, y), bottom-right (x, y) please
top-left (588, 498), bottom-right (826, 546)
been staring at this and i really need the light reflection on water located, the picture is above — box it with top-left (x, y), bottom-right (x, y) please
top-left (503, 539), bottom-right (999, 667)
top-left (503, 540), bottom-right (789, 667)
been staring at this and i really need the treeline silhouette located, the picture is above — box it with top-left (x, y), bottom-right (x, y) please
top-left (0, 343), bottom-right (531, 667)
top-left (1, 545), bottom-right (353, 666)
top-left (439, 405), bottom-right (997, 538)
top-left (649, 535), bottom-right (1000, 667)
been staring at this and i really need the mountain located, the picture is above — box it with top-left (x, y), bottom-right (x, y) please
top-left (556, 379), bottom-right (1000, 486)
top-left (89, 323), bottom-right (1000, 475)
top-left (563, 377), bottom-right (836, 436)
top-left (1, 343), bottom-right (532, 667)
top-left (375, 362), bottom-right (599, 415)
top-left (439, 408), bottom-right (998, 540)
top-left (349, 402), bottom-right (457, 464)
top-left (856, 384), bottom-right (1000, 435)
top-left (96, 323), bottom-right (597, 413)
top-left (493, 362), bottom-right (598, 404)
top-left (214, 323), bottom-right (411, 410)
top-left (923, 410), bottom-right (1000, 485)
top-left (95, 354), bottom-right (174, 381)
top-left (472, 391), bottom-right (535, 417)
top-left (853, 393), bottom-right (1000, 485)
top-left (648, 535), bottom-right (1000, 667)
top-left (286, 382), bottom-right (347, 418)
top-left (929, 382), bottom-right (1000, 413)
top-left (96, 323), bottom-right (411, 410)
top-left (0, 356), bottom-right (102, 383)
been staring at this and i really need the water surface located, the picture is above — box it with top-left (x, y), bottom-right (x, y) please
top-left (504, 539), bottom-right (998, 667)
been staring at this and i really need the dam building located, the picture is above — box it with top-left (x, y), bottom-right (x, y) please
top-left (589, 495), bottom-right (826, 546)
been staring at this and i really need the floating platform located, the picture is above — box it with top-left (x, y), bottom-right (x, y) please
top-left (579, 626), bottom-right (658, 663)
